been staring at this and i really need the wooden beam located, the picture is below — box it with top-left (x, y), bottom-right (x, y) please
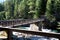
top-left (0, 19), bottom-right (44, 27)
top-left (6, 29), bottom-right (12, 40)
top-left (0, 27), bottom-right (60, 39)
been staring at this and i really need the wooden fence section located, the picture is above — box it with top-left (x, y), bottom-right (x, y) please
top-left (0, 19), bottom-right (44, 28)
top-left (0, 27), bottom-right (60, 40)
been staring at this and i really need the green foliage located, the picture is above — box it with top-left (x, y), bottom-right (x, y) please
top-left (0, 0), bottom-right (60, 30)
top-left (34, 0), bottom-right (42, 19)
top-left (54, 0), bottom-right (60, 20)
top-left (0, 0), bottom-right (47, 19)
top-left (0, 0), bottom-right (60, 22)
top-left (27, 0), bottom-right (36, 19)
top-left (0, 3), bottom-right (4, 12)
top-left (45, 0), bottom-right (56, 22)
top-left (18, 0), bottom-right (28, 18)
top-left (14, 0), bottom-right (18, 18)
top-left (4, 0), bottom-right (13, 19)
top-left (0, 11), bottom-right (5, 20)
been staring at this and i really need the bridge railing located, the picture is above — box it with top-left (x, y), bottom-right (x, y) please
top-left (0, 27), bottom-right (60, 40)
top-left (0, 19), bottom-right (44, 27)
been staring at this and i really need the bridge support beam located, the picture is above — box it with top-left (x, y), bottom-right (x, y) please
top-left (6, 29), bottom-right (12, 40)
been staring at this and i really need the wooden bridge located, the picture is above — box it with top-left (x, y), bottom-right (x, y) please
top-left (0, 19), bottom-right (60, 40)
top-left (0, 27), bottom-right (60, 40)
top-left (0, 19), bottom-right (44, 28)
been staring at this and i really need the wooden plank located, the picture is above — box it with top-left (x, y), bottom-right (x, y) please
top-left (0, 27), bottom-right (60, 39)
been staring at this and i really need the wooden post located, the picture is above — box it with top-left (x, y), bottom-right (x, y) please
top-left (59, 38), bottom-right (60, 40)
top-left (6, 29), bottom-right (12, 40)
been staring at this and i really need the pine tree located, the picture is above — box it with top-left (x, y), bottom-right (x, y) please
top-left (34, 0), bottom-right (42, 19)
top-left (0, 3), bottom-right (4, 12)
top-left (54, 0), bottom-right (60, 21)
top-left (0, 2), bottom-right (5, 20)
top-left (54, 0), bottom-right (60, 29)
top-left (4, 0), bottom-right (13, 19)
top-left (14, 0), bottom-right (22, 19)
top-left (27, 0), bottom-right (36, 19)
top-left (14, 0), bottom-right (18, 19)
top-left (18, 0), bottom-right (28, 19)
top-left (45, 0), bottom-right (56, 22)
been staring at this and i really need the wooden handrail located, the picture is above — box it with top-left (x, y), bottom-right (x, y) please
top-left (0, 27), bottom-right (60, 40)
top-left (0, 19), bottom-right (44, 27)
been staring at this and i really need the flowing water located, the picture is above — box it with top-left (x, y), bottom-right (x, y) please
top-left (12, 27), bottom-right (59, 40)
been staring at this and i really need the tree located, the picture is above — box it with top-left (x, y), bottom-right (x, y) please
top-left (34, 0), bottom-right (42, 19)
top-left (0, 11), bottom-right (5, 20)
top-left (14, 0), bottom-right (22, 19)
top-left (18, 0), bottom-right (28, 19)
top-left (0, 3), bottom-right (4, 12)
top-left (45, 0), bottom-right (58, 30)
top-left (4, 0), bottom-right (13, 19)
top-left (45, 0), bottom-right (56, 22)
top-left (54, 0), bottom-right (60, 29)
top-left (27, 0), bottom-right (36, 19)
top-left (54, 0), bottom-right (60, 21)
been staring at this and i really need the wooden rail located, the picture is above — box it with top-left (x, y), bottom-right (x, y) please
top-left (0, 27), bottom-right (60, 40)
top-left (0, 19), bottom-right (44, 28)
